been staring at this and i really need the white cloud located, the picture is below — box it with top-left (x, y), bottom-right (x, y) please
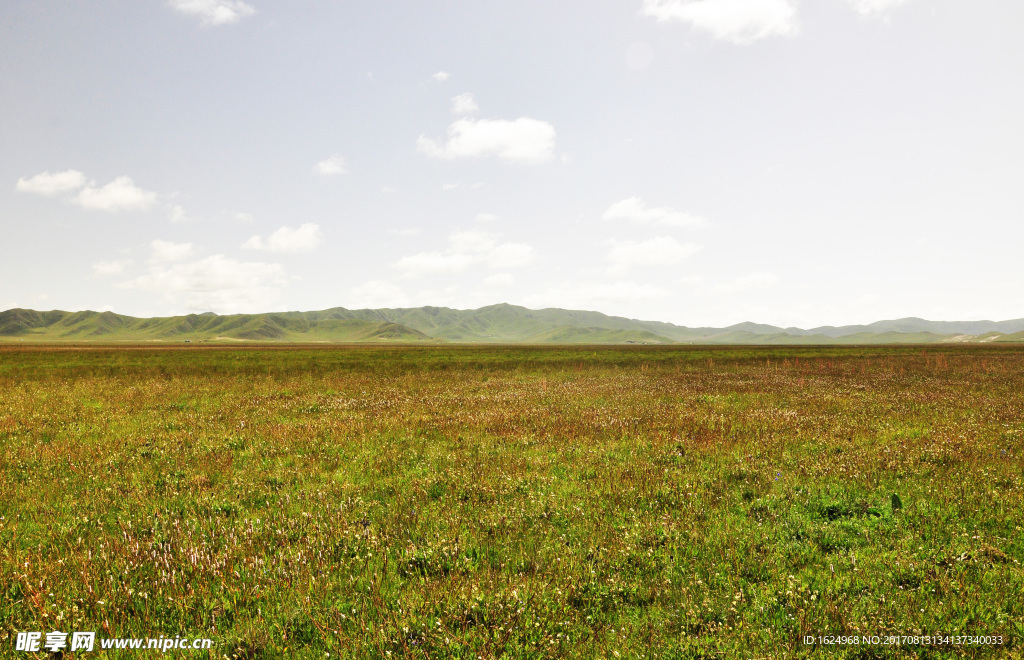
top-left (607, 236), bottom-right (701, 272)
top-left (16, 170), bottom-right (87, 195)
top-left (451, 93), bottom-right (479, 115)
top-left (714, 271), bottom-right (779, 293)
top-left (848, 0), bottom-right (907, 15)
top-left (17, 170), bottom-right (161, 212)
top-left (411, 286), bottom-right (461, 307)
top-left (92, 260), bottom-right (132, 276)
top-left (432, 71), bottom-right (451, 82)
top-left (394, 230), bottom-right (535, 276)
top-left (417, 116), bottom-right (557, 163)
top-left (641, 0), bottom-right (798, 44)
top-left (168, 205), bottom-right (188, 223)
top-left (150, 240), bottom-right (195, 263)
top-left (349, 280), bottom-right (410, 308)
top-left (312, 154), bottom-right (347, 176)
top-left (449, 230), bottom-right (497, 254)
top-left (168, 0), bottom-right (256, 26)
top-left (75, 177), bottom-right (159, 212)
top-left (442, 182), bottom-right (464, 191)
top-left (242, 223), bottom-right (323, 253)
top-left (484, 273), bottom-right (515, 286)
top-left (602, 197), bottom-right (706, 227)
top-left (234, 212), bottom-right (254, 223)
top-left (489, 243), bottom-right (535, 268)
top-left (394, 252), bottom-right (479, 276)
top-left (524, 281), bottom-right (672, 308)
top-left (120, 255), bottom-right (286, 313)
top-left (475, 213), bottom-right (498, 223)
top-left (388, 228), bottom-right (421, 237)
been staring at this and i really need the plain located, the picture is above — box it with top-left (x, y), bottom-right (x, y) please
top-left (1, 344), bottom-right (1021, 658)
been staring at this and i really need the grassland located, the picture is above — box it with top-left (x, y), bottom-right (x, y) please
top-left (1, 344), bottom-right (1021, 658)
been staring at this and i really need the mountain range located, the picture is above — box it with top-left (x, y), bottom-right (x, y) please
top-left (2, 305), bottom-right (1023, 344)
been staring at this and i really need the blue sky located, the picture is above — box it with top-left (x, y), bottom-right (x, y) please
top-left (3, 0), bottom-right (1022, 326)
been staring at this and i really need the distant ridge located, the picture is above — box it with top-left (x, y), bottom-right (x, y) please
top-left (0, 308), bottom-right (433, 343)
top-left (1, 305), bottom-right (1023, 344)
top-left (806, 317), bottom-right (1024, 337)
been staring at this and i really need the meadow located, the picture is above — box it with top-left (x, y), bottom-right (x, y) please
top-left (1, 344), bottom-right (1021, 658)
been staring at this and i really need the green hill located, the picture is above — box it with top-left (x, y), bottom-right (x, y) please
top-left (809, 317), bottom-right (1024, 337)
top-left (275, 304), bottom-right (694, 342)
top-left (0, 309), bottom-right (432, 343)
top-left (2, 304), bottom-right (1022, 344)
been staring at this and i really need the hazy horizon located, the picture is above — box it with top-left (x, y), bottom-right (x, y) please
top-left (4, 1), bottom-right (1022, 328)
top-left (4, 301), bottom-right (1023, 332)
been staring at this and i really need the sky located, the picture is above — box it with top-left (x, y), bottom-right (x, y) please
top-left (2, 0), bottom-right (1022, 328)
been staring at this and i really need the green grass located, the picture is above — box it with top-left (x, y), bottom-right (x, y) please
top-left (1, 344), bottom-right (1021, 658)
top-left (526, 326), bottom-right (674, 344)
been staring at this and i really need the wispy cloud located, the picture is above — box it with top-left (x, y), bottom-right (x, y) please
top-left (418, 98), bottom-right (557, 163)
top-left (120, 253), bottom-right (286, 313)
top-left (18, 168), bottom-right (163, 213)
top-left (312, 154), bottom-right (348, 176)
top-left (524, 281), bottom-right (672, 308)
top-left (167, 0), bottom-right (256, 27)
top-left (149, 240), bottom-right (195, 263)
top-left (602, 197), bottom-right (706, 227)
top-left (641, 0), bottom-right (799, 44)
top-left (168, 205), bottom-right (188, 223)
top-left (441, 182), bottom-right (485, 191)
top-left (449, 230), bottom-right (497, 254)
top-left (242, 223), bottom-right (323, 253)
top-left (483, 273), bottom-right (515, 286)
top-left (489, 243), bottom-right (535, 268)
top-left (451, 93), bottom-right (479, 115)
top-left (16, 170), bottom-right (87, 195)
top-left (394, 230), bottom-right (535, 276)
top-left (349, 280), bottom-right (410, 308)
top-left (75, 177), bottom-right (159, 212)
top-left (393, 252), bottom-right (479, 276)
top-left (432, 71), bottom-right (451, 82)
top-left (848, 0), bottom-right (908, 16)
top-left (92, 260), bottom-right (132, 276)
top-left (606, 236), bottom-right (701, 273)
top-left (714, 271), bottom-right (779, 293)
